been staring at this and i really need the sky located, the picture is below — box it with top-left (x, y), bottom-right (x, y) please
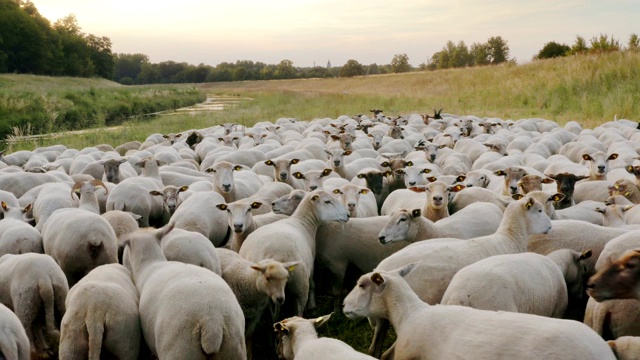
top-left (36, 0), bottom-right (640, 68)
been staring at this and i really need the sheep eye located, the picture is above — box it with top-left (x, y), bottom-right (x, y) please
top-left (538, 210), bottom-right (542, 213)
top-left (399, 217), bottom-right (407, 222)
top-left (324, 200), bottom-right (331, 204)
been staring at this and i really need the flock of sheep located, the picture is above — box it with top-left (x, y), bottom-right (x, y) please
top-left (1, 109), bottom-right (640, 359)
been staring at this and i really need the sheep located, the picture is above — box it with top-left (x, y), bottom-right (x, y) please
top-left (517, 174), bottom-right (555, 194)
top-left (106, 157), bottom-right (165, 227)
top-left (273, 314), bottom-right (375, 360)
top-left (263, 158), bottom-right (300, 183)
top-left (240, 190), bottom-right (349, 316)
top-left (216, 248), bottom-right (298, 359)
top-left (608, 336), bottom-right (640, 360)
top-left (342, 263), bottom-right (616, 360)
top-left (271, 190), bottom-right (306, 216)
top-left (367, 196), bottom-right (552, 357)
top-left (71, 179), bottom-right (108, 214)
top-left (159, 228), bottom-right (221, 275)
top-left (170, 190), bottom-right (229, 247)
top-left (204, 161), bottom-right (263, 202)
top-left (352, 167), bottom-right (392, 213)
top-left (32, 182), bottom-right (76, 232)
top-left (463, 169), bottom-right (495, 188)
top-left (448, 186), bottom-right (510, 213)
top-left (0, 171), bottom-right (69, 198)
top-left (330, 183), bottom-right (377, 218)
top-left (547, 173), bottom-right (590, 208)
top-left (0, 202), bottom-right (42, 257)
top-left (100, 158), bottom-right (137, 184)
top-left (377, 202), bottom-right (503, 245)
top-left (216, 200), bottom-right (287, 252)
top-left (148, 184), bottom-right (189, 223)
top-left (582, 152), bottom-right (618, 180)
top-left (0, 190), bottom-right (19, 220)
top-left (0, 253), bottom-right (69, 359)
top-left (292, 168), bottom-right (336, 191)
top-left (324, 149), bottom-right (381, 180)
top-left (381, 181), bottom-right (465, 221)
top-left (41, 205), bottom-right (118, 286)
top-left (0, 302), bottom-right (30, 360)
top-left (491, 167), bottom-right (528, 196)
top-left (609, 179), bottom-right (640, 203)
top-left (122, 225), bottom-right (247, 359)
top-left (58, 264), bottom-right (140, 360)
top-left (441, 249), bottom-right (591, 318)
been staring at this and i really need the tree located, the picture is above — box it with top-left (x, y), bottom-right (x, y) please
top-left (113, 53), bottom-right (149, 83)
top-left (535, 41), bottom-right (570, 59)
top-left (450, 41), bottom-right (471, 68)
top-left (339, 59), bottom-right (364, 77)
top-left (274, 59), bottom-right (296, 79)
top-left (390, 53), bottom-right (411, 73)
top-left (570, 35), bottom-right (589, 55)
top-left (486, 36), bottom-right (509, 64)
top-left (629, 33), bottom-right (640, 51)
top-left (367, 63), bottom-right (380, 75)
top-left (470, 42), bottom-right (490, 66)
top-left (590, 34), bottom-right (620, 53)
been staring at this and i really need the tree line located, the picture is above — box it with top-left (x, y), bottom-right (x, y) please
top-left (1, 0), bottom-right (638, 84)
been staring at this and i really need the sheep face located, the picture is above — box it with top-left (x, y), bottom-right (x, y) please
top-left (274, 315), bottom-right (331, 360)
top-left (368, 132), bottom-right (385, 150)
top-left (217, 135), bottom-right (240, 148)
top-left (424, 144), bottom-right (444, 163)
top-left (293, 169), bottom-right (332, 191)
top-left (329, 133), bottom-right (355, 151)
top-left (378, 209), bottom-right (420, 245)
top-left (253, 260), bottom-right (298, 305)
top-left (587, 250), bottom-right (640, 302)
top-left (149, 185), bottom-right (189, 214)
top-left (265, 158), bottom-right (300, 182)
top-left (221, 122), bottom-right (237, 135)
top-left (101, 158), bottom-right (128, 184)
top-left (356, 170), bottom-right (389, 195)
top-left (331, 184), bottom-right (369, 218)
top-left (272, 190), bottom-right (306, 216)
top-left (513, 191), bottom-right (563, 220)
top-left (399, 167), bottom-right (430, 188)
top-left (608, 179), bottom-right (636, 199)
top-left (306, 191), bottom-right (349, 223)
top-left (343, 264), bottom-right (415, 320)
top-left (521, 196), bottom-right (552, 235)
top-left (205, 161), bottom-right (241, 193)
top-left (464, 170), bottom-right (491, 188)
top-left (409, 182), bottom-right (465, 210)
top-left (517, 175), bottom-right (554, 195)
top-left (217, 201), bottom-right (261, 233)
top-left (582, 152), bottom-right (618, 178)
top-left (549, 173), bottom-right (588, 202)
top-left (494, 167), bottom-right (528, 195)
top-left (162, 133), bottom-right (182, 145)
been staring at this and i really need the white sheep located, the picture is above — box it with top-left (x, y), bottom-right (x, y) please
top-left (442, 249), bottom-right (591, 318)
top-left (149, 184), bottom-right (189, 223)
top-left (170, 190), bottom-right (229, 247)
top-left (240, 190), bottom-right (349, 315)
top-left (0, 202), bottom-right (42, 257)
top-left (216, 200), bottom-right (287, 252)
top-left (342, 263), bottom-right (616, 360)
top-left (59, 264), bottom-right (141, 360)
top-left (0, 253), bottom-right (69, 359)
top-left (32, 182), bottom-right (75, 232)
top-left (204, 161), bottom-right (263, 202)
top-left (0, 302), bottom-right (30, 360)
top-left (325, 149), bottom-right (381, 180)
top-left (159, 228), bottom-right (221, 275)
top-left (368, 196), bottom-right (552, 356)
top-left (216, 248), bottom-right (298, 359)
top-left (608, 336), bottom-right (640, 360)
top-left (330, 183), bottom-right (377, 218)
top-left (377, 202), bottom-right (503, 245)
top-left (381, 181), bottom-right (465, 221)
top-left (273, 314), bottom-right (375, 360)
top-left (122, 225), bottom-right (247, 359)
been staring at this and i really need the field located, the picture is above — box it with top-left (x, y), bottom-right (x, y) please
top-left (3, 50), bottom-right (639, 153)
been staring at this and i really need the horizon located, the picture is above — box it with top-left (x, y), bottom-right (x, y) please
top-left (36, 0), bottom-right (639, 68)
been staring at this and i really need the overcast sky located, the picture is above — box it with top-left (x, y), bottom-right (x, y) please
top-left (36, 0), bottom-right (640, 68)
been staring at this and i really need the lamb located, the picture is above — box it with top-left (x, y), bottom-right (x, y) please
top-left (441, 249), bottom-right (592, 318)
top-left (122, 225), bottom-right (246, 359)
top-left (0, 253), bottom-right (69, 359)
top-left (367, 196), bottom-right (552, 357)
top-left (170, 191), bottom-right (230, 247)
top-left (59, 264), bottom-right (141, 360)
top-left (273, 314), bottom-right (375, 360)
top-left (330, 183), bottom-right (377, 218)
top-left (0, 202), bottom-right (42, 257)
top-left (216, 248), bottom-right (298, 359)
top-left (377, 202), bottom-right (503, 245)
top-left (41, 204), bottom-right (118, 286)
top-left (0, 302), bottom-right (30, 360)
top-left (106, 157), bottom-right (165, 227)
top-left (342, 263), bottom-right (616, 360)
top-left (240, 190), bottom-right (349, 316)
top-left (159, 228), bottom-right (221, 275)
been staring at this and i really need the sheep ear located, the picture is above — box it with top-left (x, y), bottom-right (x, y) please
top-left (550, 193), bottom-right (565, 202)
top-left (312, 314), bottom-right (332, 329)
top-left (594, 207), bottom-right (606, 214)
top-left (178, 185), bottom-right (189, 192)
top-left (370, 272), bottom-right (385, 286)
top-left (426, 176), bottom-right (437, 183)
top-left (330, 135), bottom-right (340, 140)
top-left (542, 177), bottom-right (555, 184)
top-left (625, 165), bottom-right (635, 174)
top-left (408, 187), bottom-right (427, 193)
top-left (512, 194), bottom-right (524, 200)
top-left (608, 153), bottom-right (618, 160)
top-left (524, 197), bottom-right (535, 209)
top-left (290, 159), bottom-right (300, 165)
top-left (405, 161), bottom-right (413, 167)
top-left (311, 195), bottom-right (319, 202)
top-left (449, 184), bottom-right (465, 193)
top-left (455, 175), bottom-right (466, 183)
top-left (251, 202), bottom-right (262, 209)
top-left (579, 250), bottom-right (593, 261)
top-left (205, 168), bottom-right (215, 173)
top-left (623, 205), bottom-right (635, 212)
top-left (273, 322), bottom-right (289, 335)
top-left (494, 170), bottom-right (506, 177)
top-left (421, 168), bottom-right (432, 174)
top-left (293, 172), bottom-right (304, 179)
top-left (233, 165), bottom-right (243, 171)
top-left (582, 154), bottom-right (592, 161)
top-left (324, 150), bottom-right (332, 156)
top-left (130, 213), bottom-right (142, 220)
top-left (344, 150), bottom-right (352, 156)
top-left (394, 262), bottom-right (417, 278)
top-left (265, 160), bottom-right (274, 166)
top-left (608, 340), bottom-right (617, 352)
top-left (23, 203), bottom-right (32, 213)
top-left (250, 264), bottom-right (266, 273)
top-left (332, 189), bottom-right (342, 194)
top-left (411, 209), bottom-right (421, 218)
top-left (356, 174), bottom-right (364, 179)
top-left (283, 261), bottom-right (301, 272)
top-left (321, 169), bottom-right (332, 177)
top-left (0, 201), bottom-right (7, 211)
top-left (175, 133), bottom-right (182, 138)
top-left (359, 188), bottom-right (369, 195)
top-left (149, 190), bottom-right (162, 196)
top-left (380, 161), bottom-right (390, 168)
top-left (216, 204), bottom-right (228, 211)
top-left (625, 191), bottom-right (632, 198)
top-left (437, 144), bottom-right (447, 149)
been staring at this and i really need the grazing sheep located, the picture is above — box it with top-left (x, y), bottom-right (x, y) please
top-left (59, 264), bottom-right (140, 360)
top-left (343, 264), bottom-right (616, 360)
top-left (274, 314), bottom-right (375, 360)
top-left (442, 249), bottom-right (591, 318)
top-left (216, 248), bottom-right (298, 359)
top-left (0, 253), bottom-right (68, 359)
top-left (368, 196), bottom-right (552, 357)
top-left (240, 190), bottom-right (349, 316)
top-left (0, 302), bottom-right (30, 360)
top-left (0, 201), bottom-right (42, 257)
top-left (122, 225), bottom-right (247, 359)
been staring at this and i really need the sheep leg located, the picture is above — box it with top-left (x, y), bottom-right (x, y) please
top-left (368, 318), bottom-right (390, 358)
top-left (330, 263), bottom-right (348, 314)
top-left (381, 343), bottom-right (396, 360)
top-left (307, 274), bottom-right (317, 310)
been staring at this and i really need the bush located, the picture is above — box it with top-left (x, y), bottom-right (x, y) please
top-left (536, 42), bottom-right (571, 59)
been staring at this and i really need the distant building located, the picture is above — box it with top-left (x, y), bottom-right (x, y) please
top-left (327, 60), bottom-right (331, 69)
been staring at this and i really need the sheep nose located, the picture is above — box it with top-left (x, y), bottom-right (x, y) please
top-left (222, 184), bottom-right (231, 191)
top-left (408, 181), bottom-right (416, 186)
top-left (309, 185), bottom-right (317, 190)
top-left (510, 186), bottom-right (518, 192)
top-left (378, 236), bottom-right (386, 244)
top-left (598, 165), bottom-right (606, 172)
top-left (433, 196), bottom-right (443, 202)
top-left (276, 296), bottom-right (285, 305)
top-left (233, 223), bottom-right (243, 232)
top-left (347, 203), bottom-right (356, 210)
top-left (467, 184), bottom-right (473, 187)
top-left (334, 161), bottom-right (341, 166)
top-left (279, 173), bottom-right (288, 180)
top-left (429, 155), bottom-right (436, 161)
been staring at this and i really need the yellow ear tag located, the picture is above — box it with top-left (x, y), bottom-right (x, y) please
top-left (626, 192), bottom-right (631, 197)
top-left (288, 266), bottom-right (296, 271)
